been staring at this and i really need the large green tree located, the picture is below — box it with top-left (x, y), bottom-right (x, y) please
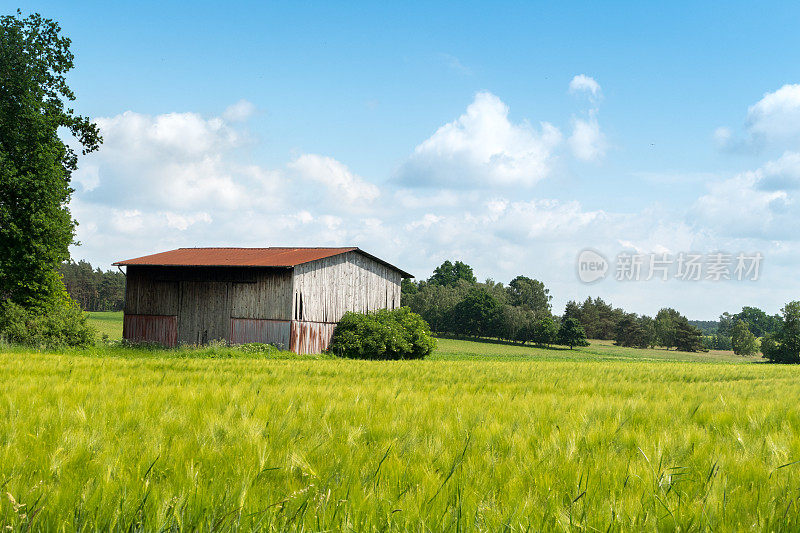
top-left (428, 260), bottom-right (476, 287)
top-left (506, 275), bottom-right (552, 317)
top-left (0, 11), bottom-right (101, 307)
top-left (452, 286), bottom-right (500, 338)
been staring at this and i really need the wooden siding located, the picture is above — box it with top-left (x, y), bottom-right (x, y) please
top-left (291, 251), bottom-right (402, 323)
top-left (230, 319), bottom-right (290, 349)
top-left (290, 320), bottom-right (337, 354)
top-left (123, 314), bottom-right (178, 347)
top-left (230, 270), bottom-right (293, 320)
top-left (123, 266), bottom-right (293, 346)
top-left (124, 267), bottom-right (179, 316)
top-left (178, 281), bottom-right (231, 344)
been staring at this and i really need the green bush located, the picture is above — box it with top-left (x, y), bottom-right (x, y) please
top-left (328, 307), bottom-right (436, 360)
top-left (0, 293), bottom-right (95, 348)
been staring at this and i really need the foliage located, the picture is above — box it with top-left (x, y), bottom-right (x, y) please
top-left (654, 308), bottom-right (682, 348)
top-left (328, 307), bottom-right (435, 360)
top-left (405, 260), bottom-right (559, 345)
top-left (673, 316), bottom-right (705, 352)
top-left (427, 260), bottom-right (476, 287)
top-left (731, 319), bottom-right (759, 356)
top-left (562, 297), bottom-right (625, 340)
top-left (451, 286), bottom-right (501, 338)
top-left (557, 317), bottom-right (589, 348)
top-left (707, 333), bottom-right (733, 351)
top-left (0, 11), bottom-right (100, 346)
top-left (762, 301), bottom-right (800, 364)
top-left (0, 292), bottom-right (95, 348)
top-left (402, 280), bottom-right (471, 333)
top-left (719, 307), bottom-right (781, 338)
top-left (5, 338), bottom-right (798, 530)
top-left (614, 313), bottom-right (654, 348)
top-left (653, 308), bottom-right (705, 352)
top-left (506, 275), bottom-right (552, 316)
top-left (59, 259), bottom-right (126, 311)
top-left (529, 315), bottom-right (559, 346)
top-left (689, 320), bottom-right (719, 335)
top-left (0, 11), bottom-right (101, 306)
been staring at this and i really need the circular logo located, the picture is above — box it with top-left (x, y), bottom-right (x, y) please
top-left (576, 249), bottom-right (608, 283)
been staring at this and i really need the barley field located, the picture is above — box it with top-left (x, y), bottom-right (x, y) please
top-left (1, 319), bottom-right (799, 531)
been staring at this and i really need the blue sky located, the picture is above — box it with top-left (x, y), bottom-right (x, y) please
top-left (14, 1), bottom-right (800, 319)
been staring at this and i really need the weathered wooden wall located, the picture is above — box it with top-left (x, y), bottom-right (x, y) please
top-left (290, 321), bottom-right (337, 354)
top-left (123, 314), bottom-right (178, 346)
top-left (230, 319), bottom-right (290, 349)
top-left (123, 266), bottom-right (293, 346)
top-left (288, 252), bottom-right (402, 354)
top-left (291, 251), bottom-right (402, 323)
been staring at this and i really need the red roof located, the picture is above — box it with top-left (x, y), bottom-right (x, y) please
top-left (113, 247), bottom-right (412, 277)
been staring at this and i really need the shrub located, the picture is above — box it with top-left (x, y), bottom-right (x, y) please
top-left (0, 293), bottom-right (95, 348)
top-left (328, 307), bottom-right (436, 360)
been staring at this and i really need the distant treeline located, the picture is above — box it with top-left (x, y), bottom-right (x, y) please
top-left (402, 259), bottom-right (800, 356)
top-left (59, 260), bottom-right (125, 311)
top-left (403, 261), bottom-right (704, 351)
top-left (402, 261), bottom-right (587, 347)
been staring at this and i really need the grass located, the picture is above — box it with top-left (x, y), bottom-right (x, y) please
top-left (2, 313), bottom-right (796, 530)
top-left (86, 310), bottom-right (124, 341)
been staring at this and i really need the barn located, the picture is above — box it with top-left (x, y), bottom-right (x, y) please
top-left (112, 247), bottom-right (412, 353)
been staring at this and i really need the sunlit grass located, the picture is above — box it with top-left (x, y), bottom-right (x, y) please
top-left (1, 338), bottom-right (798, 531)
top-left (86, 310), bottom-right (124, 341)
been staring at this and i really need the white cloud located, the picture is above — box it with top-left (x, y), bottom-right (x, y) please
top-left (79, 109), bottom-right (270, 211)
top-left (716, 84), bottom-right (800, 151)
top-left (405, 213), bottom-right (444, 231)
top-left (693, 153), bottom-right (797, 239)
top-left (397, 91), bottom-right (562, 188)
top-left (747, 84), bottom-right (800, 141)
top-left (568, 112), bottom-right (606, 161)
top-left (288, 154), bottom-right (380, 203)
top-left (222, 99), bottom-right (257, 122)
top-left (165, 212), bottom-right (213, 231)
top-left (569, 74), bottom-right (601, 100)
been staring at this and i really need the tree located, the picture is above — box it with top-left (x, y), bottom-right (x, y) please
top-left (614, 313), bottom-right (653, 348)
top-left (506, 276), bottom-right (552, 317)
top-left (563, 301), bottom-right (581, 322)
top-left (762, 301), bottom-right (800, 364)
top-left (672, 317), bottom-right (705, 352)
top-left (403, 281), bottom-right (469, 334)
top-left (1, 12), bottom-right (102, 306)
top-left (0, 12), bottom-right (100, 346)
top-left (58, 260), bottom-right (125, 311)
top-left (731, 319), bottom-right (758, 356)
top-left (530, 315), bottom-right (558, 346)
top-left (654, 308), bottom-right (682, 348)
top-left (557, 318), bottom-right (589, 349)
top-left (451, 286), bottom-right (501, 338)
top-left (401, 278), bottom-right (419, 296)
top-left (495, 304), bottom-right (527, 342)
top-left (428, 260), bottom-right (476, 287)
top-left (720, 307), bottom-right (781, 338)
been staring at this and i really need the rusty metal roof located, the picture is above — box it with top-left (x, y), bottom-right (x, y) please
top-left (113, 247), bottom-right (413, 277)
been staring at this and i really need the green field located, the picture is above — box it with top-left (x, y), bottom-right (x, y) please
top-left (2, 316), bottom-right (798, 530)
top-left (86, 311), bottom-right (125, 341)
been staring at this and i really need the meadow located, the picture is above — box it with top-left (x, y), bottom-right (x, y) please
top-left (1, 314), bottom-right (799, 531)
